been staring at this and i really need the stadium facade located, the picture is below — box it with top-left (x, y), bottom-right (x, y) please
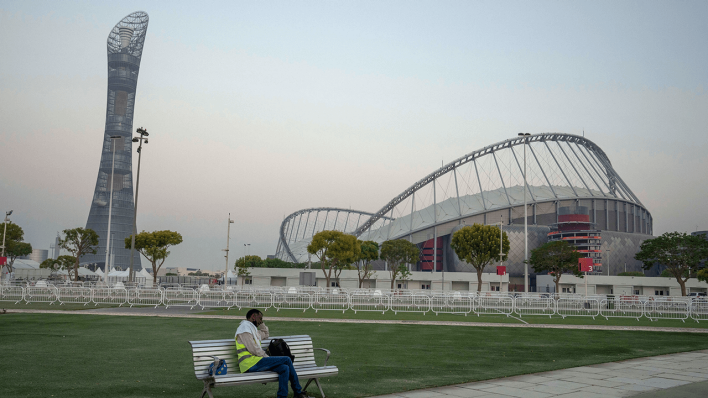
top-left (275, 133), bottom-right (655, 288)
top-left (82, 12), bottom-right (149, 270)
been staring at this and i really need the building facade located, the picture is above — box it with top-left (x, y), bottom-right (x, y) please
top-left (82, 12), bottom-right (149, 270)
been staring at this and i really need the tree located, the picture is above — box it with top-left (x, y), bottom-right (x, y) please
top-left (451, 224), bottom-right (510, 292)
top-left (307, 230), bottom-right (360, 288)
top-left (235, 255), bottom-right (264, 268)
top-left (635, 232), bottom-right (708, 296)
top-left (125, 230), bottom-right (183, 284)
top-left (234, 256), bottom-right (259, 285)
top-left (41, 255), bottom-right (78, 279)
top-left (529, 240), bottom-right (583, 294)
top-left (0, 222), bottom-right (33, 274)
top-left (698, 268), bottom-right (708, 283)
top-left (357, 240), bottom-right (379, 288)
top-left (380, 239), bottom-right (419, 290)
top-left (59, 228), bottom-right (99, 282)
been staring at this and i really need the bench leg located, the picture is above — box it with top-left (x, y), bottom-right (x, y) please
top-left (303, 378), bottom-right (326, 398)
top-left (200, 380), bottom-right (215, 398)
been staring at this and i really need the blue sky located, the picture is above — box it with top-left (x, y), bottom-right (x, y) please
top-left (1, 1), bottom-right (706, 269)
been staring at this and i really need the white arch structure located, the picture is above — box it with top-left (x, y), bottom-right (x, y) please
top-left (276, 133), bottom-right (652, 264)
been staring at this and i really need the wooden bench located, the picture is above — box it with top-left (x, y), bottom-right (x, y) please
top-left (189, 335), bottom-right (339, 398)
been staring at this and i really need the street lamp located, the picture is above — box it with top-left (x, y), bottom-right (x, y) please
top-left (1, 210), bottom-right (12, 258)
top-left (606, 248), bottom-right (611, 276)
top-left (104, 135), bottom-right (122, 283)
top-left (223, 214), bottom-right (235, 282)
top-left (129, 127), bottom-right (149, 282)
top-left (1, 210), bottom-right (13, 281)
top-left (518, 132), bottom-right (531, 292)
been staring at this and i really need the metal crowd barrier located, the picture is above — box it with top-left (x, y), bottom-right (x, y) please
top-left (91, 288), bottom-right (128, 306)
top-left (556, 296), bottom-right (601, 319)
top-left (514, 294), bottom-right (555, 318)
top-left (691, 299), bottom-right (708, 322)
top-left (0, 285), bottom-right (24, 304)
top-left (163, 288), bottom-right (197, 309)
top-left (474, 294), bottom-right (514, 317)
top-left (58, 286), bottom-right (92, 305)
top-left (128, 288), bottom-right (164, 308)
top-left (644, 297), bottom-right (690, 322)
top-left (8, 282), bottom-right (708, 323)
top-left (312, 291), bottom-right (349, 313)
top-left (273, 292), bottom-right (312, 312)
top-left (430, 293), bottom-right (472, 315)
top-left (600, 295), bottom-right (646, 321)
top-left (390, 293), bottom-right (431, 315)
top-left (350, 291), bottom-right (389, 314)
top-left (25, 286), bottom-right (58, 304)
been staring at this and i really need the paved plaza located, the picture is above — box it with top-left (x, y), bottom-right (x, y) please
top-left (370, 350), bottom-right (708, 398)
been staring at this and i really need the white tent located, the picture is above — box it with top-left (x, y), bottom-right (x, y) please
top-left (137, 268), bottom-right (153, 287)
top-left (95, 268), bottom-right (105, 278)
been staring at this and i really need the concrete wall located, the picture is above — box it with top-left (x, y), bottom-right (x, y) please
top-left (247, 268), bottom-right (509, 292)
top-left (536, 274), bottom-right (708, 296)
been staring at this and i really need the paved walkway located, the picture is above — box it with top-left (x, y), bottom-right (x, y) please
top-left (369, 350), bottom-right (708, 398)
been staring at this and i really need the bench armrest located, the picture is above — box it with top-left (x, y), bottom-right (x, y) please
top-left (313, 348), bottom-right (331, 367)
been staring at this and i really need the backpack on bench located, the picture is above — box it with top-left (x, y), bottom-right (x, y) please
top-left (266, 338), bottom-right (295, 363)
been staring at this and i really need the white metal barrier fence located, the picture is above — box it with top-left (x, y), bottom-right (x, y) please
top-left (91, 288), bottom-right (128, 306)
top-left (390, 293), bottom-right (431, 314)
top-left (0, 286), bottom-right (24, 304)
top-left (58, 287), bottom-right (92, 305)
top-left (430, 293), bottom-right (472, 315)
top-left (474, 294), bottom-right (514, 317)
top-left (600, 296), bottom-right (646, 320)
top-left (556, 297), bottom-right (601, 319)
top-left (514, 295), bottom-right (555, 318)
top-left (25, 286), bottom-right (58, 304)
top-left (644, 297), bottom-right (690, 322)
top-left (128, 288), bottom-right (164, 308)
top-left (691, 299), bottom-right (708, 322)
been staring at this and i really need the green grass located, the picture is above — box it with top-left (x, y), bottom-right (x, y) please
top-left (201, 307), bottom-right (708, 329)
top-left (2, 313), bottom-right (708, 398)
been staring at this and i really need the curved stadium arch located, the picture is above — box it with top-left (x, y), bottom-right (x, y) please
top-left (276, 133), bottom-right (654, 281)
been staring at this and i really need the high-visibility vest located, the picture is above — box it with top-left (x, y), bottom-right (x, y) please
top-left (235, 337), bottom-right (262, 373)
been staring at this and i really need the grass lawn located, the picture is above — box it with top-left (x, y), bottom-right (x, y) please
top-left (2, 313), bottom-right (708, 398)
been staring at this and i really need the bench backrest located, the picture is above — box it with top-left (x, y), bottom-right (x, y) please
top-left (189, 335), bottom-right (317, 378)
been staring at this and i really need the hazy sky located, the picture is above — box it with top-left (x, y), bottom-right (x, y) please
top-left (1, 1), bottom-right (706, 271)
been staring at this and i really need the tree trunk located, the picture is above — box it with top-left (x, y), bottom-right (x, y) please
top-left (74, 259), bottom-right (80, 282)
top-left (678, 278), bottom-right (687, 296)
top-left (554, 274), bottom-right (561, 296)
top-left (390, 267), bottom-right (397, 290)
top-left (477, 267), bottom-right (483, 292)
top-left (153, 271), bottom-right (157, 285)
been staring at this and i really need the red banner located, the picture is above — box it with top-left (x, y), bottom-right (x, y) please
top-left (496, 266), bottom-right (506, 276)
top-left (578, 258), bottom-right (593, 272)
top-left (0, 257), bottom-right (6, 266)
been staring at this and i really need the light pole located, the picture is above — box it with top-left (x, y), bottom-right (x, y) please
top-left (492, 216), bottom-right (504, 292)
top-left (1, 210), bottom-right (12, 257)
top-left (223, 214), bottom-right (234, 282)
top-left (518, 133), bottom-right (531, 292)
top-left (606, 248), bottom-right (611, 276)
top-left (104, 135), bottom-right (122, 283)
top-left (129, 127), bottom-right (148, 282)
top-left (1, 210), bottom-right (13, 281)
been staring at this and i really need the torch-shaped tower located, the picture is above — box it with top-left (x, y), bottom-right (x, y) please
top-left (83, 12), bottom-right (149, 271)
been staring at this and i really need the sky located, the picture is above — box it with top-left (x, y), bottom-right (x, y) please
top-left (1, 0), bottom-right (707, 271)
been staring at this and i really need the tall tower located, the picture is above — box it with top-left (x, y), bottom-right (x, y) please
top-left (83, 12), bottom-right (149, 271)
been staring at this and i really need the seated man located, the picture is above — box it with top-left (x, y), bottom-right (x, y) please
top-left (235, 309), bottom-right (308, 398)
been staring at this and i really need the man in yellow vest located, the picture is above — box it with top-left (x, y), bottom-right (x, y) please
top-left (236, 309), bottom-right (308, 398)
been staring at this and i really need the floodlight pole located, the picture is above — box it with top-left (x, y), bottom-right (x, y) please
top-left (129, 127), bottom-right (149, 282)
top-left (1, 210), bottom-right (12, 258)
top-left (224, 214), bottom-right (234, 281)
top-left (104, 135), bottom-right (122, 283)
top-left (518, 133), bottom-right (531, 292)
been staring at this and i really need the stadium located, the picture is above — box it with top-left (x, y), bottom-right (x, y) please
top-left (275, 133), bottom-right (654, 289)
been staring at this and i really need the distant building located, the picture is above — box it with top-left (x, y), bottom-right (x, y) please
top-left (276, 133), bottom-right (654, 290)
top-left (82, 11), bottom-right (149, 271)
